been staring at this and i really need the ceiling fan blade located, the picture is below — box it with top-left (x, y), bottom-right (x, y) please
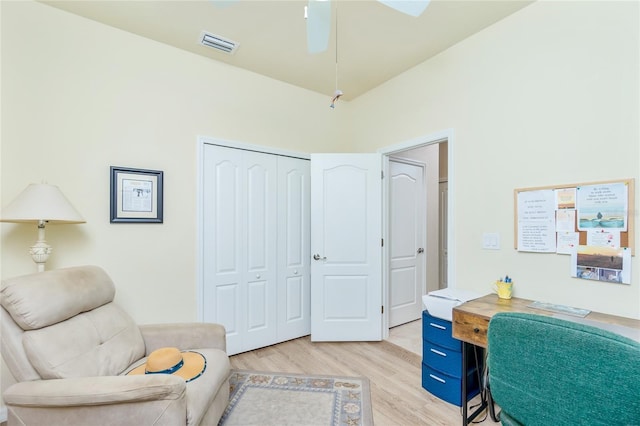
top-left (377, 0), bottom-right (431, 17)
top-left (306, 0), bottom-right (332, 54)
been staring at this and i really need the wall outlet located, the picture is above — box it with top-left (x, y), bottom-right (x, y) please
top-left (482, 232), bottom-right (500, 250)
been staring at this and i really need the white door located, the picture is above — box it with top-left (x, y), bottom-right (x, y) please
top-left (310, 153), bottom-right (383, 341)
top-left (277, 156), bottom-right (311, 341)
top-left (389, 159), bottom-right (425, 327)
top-left (243, 150), bottom-right (278, 351)
top-left (202, 145), bottom-right (278, 355)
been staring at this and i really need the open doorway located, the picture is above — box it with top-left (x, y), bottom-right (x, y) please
top-left (381, 131), bottom-right (452, 354)
top-left (387, 155), bottom-right (428, 328)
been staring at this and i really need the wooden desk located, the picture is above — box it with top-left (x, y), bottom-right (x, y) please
top-left (452, 294), bottom-right (640, 347)
top-left (451, 294), bottom-right (640, 426)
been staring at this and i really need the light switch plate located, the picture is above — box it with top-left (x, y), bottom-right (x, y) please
top-left (482, 232), bottom-right (500, 250)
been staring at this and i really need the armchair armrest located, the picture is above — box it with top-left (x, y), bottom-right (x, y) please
top-left (139, 323), bottom-right (226, 355)
top-left (3, 375), bottom-right (185, 407)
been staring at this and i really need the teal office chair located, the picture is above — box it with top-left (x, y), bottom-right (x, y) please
top-left (487, 312), bottom-right (640, 426)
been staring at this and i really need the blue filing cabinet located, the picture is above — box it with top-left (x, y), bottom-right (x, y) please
top-left (421, 310), bottom-right (482, 406)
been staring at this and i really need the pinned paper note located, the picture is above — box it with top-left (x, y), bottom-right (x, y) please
top-left (587, 229), bottom-right (620, 248)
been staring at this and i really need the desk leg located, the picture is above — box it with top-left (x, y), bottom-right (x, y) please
top-left (461, 341), bottom-right (488, 426)
top-left (461, 341), bottom-right (468, 424)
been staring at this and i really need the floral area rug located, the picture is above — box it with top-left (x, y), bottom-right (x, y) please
top-left (218, 370), bottom-right (373, 426)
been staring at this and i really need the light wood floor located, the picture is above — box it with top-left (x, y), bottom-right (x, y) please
top-left (229, 322), bottom-right (499, 426)
top-left (387, 319), bottom-right (422, 355)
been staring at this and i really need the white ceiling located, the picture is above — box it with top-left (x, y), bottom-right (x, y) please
top-left (40, 0), bottom-right (534, 101)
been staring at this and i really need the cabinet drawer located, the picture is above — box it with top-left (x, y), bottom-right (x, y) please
top-left (452, 309), bottom-right (490, 348)
top-left (422, 311), bottom-right (462, 351)
top-left (421, 363), bottom-right (481, 407)
top-left (423, 341), bottom-right (465, 378)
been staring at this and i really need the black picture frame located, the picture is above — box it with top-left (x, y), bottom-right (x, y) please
top-left (110, 166), bottom-right (163, 223)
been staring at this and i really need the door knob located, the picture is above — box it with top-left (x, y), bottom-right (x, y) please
top-left (417, 248), bottom-right (424, 254)
top-left (313, 254), bottom-right (327, 261)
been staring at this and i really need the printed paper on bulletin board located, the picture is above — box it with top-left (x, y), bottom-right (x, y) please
top-left (514, 179), bottom-right (634, 255)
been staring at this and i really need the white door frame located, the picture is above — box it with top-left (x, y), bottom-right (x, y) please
top-left (378, 128), bottom-right (455, 338)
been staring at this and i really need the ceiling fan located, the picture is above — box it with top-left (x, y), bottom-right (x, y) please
top-left (306, 0), bottom-right (431, 54)
top-left (212, 0), bottom-right (431, 54)
top-left (306, 0), bottom-right (430, 107)
top-left (210, 0), bottom-right (430, 107)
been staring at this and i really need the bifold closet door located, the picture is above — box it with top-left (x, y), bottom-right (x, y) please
top-left (202, 145), bottom-right (278, 355)
top-left (277, 156), bottom-right (311, 342)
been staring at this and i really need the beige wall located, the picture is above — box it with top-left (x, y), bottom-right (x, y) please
top-left (350, 0), bottom-right (639, 317)
top-left (1, 0), bottom-right (351, 324)
top-left (2, 1), bottom-right (638, 325)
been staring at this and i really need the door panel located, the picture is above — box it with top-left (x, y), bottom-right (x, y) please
top-left (214, 160), bottom-right (241, 274)
top-left (203, 146), bottom-right (245, 352)
top-left (242, 151), bottom-right (277, 350)
top-left (390, 267), bottom-right (417, 305)
top-left (277, 156), bottom-right (311, 341)
top-left (203, 145), bottom-right (277, 354)
top-left (285, 276), bottom-right (303, 320)
top-left (324, 166), bottom-right (369, 262)
top-left (323, 276), bottom-right (369, 318)
top-left (247, 280), bottom-right (267, 330)
top-left (389, 160), bottom-right (425, 327)
top-left (215, 284), bottom-right (239, 335)
top-left (310, 153), bottom-right (382, 341)
top-left (246, 163), bottom-right (271, 271)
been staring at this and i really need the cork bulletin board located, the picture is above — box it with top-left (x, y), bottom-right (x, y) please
top-left (514, 178), bottom-right (635, 255)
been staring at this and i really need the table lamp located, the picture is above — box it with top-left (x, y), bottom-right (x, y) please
top-left (0, 183), bottom-right (85, 272)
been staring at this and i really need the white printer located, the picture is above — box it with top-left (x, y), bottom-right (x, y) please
top-left (422, 288), bottom-right (485, 321)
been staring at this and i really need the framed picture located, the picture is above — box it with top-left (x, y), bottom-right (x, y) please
top-left (110, 166), bottom-right (163, 223)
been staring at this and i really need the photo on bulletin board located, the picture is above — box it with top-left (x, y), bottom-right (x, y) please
top-left (571, 245), bottom-right (631, 285)
top-left (555, 188), bottom-right (576, 210)
top-left (576, 182), bottom-right (627, 231)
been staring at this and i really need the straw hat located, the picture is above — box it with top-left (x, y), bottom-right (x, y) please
top-left (127, 347), bottom-right (206, 383)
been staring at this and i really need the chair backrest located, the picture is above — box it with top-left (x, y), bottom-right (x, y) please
top-left (1, 266), bottom-right (145, 382)
top-left (488, 312), bottom-right (640, 426)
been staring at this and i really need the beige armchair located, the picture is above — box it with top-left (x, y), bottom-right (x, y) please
top-left (1, 265), bottom-right (231, 425)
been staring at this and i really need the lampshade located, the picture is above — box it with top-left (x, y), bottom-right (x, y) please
top-left (0, 183), bottom-right (85, 224)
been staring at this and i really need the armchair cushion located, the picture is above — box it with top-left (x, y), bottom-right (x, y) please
top-left (1, 266), bottom-right (144, 379)
top-left (3, 375), bottom-right (185, 407)
top-left (23, 303), bottom-right (144, 379)
top-left (125, 348), bottom-right (231, 425)
top-left (1, 265), bottom-right (115, 330)
top-left (3, 375), bottom-right (188, 426)
top-left (139, 323), bottom-right (227, 354)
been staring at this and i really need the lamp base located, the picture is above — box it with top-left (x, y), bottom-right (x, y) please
top-left (29, 220), bottom-right (52, 272)
top-left (29, 241), bottom-right (52, 272)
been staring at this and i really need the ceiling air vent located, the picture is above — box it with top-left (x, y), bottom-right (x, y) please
top-left (199, 31), bottom-right (239, 54)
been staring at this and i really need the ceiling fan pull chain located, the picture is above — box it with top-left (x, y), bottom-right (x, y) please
top-left (330, 3), bottom-right (343, 109)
